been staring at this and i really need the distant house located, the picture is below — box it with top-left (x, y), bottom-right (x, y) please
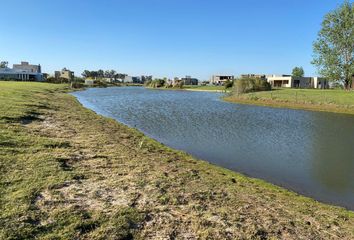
top-left (0, 61), bottom-right (44, 81)
top-left (102, 78), bottom-right (113, 83)
top-left (55, 68), bottom-right (74, 81)
top-left (84, 79), bottom-right (94, 86)
top-left (132, 76), bottom-right (141, 83)
top-left (123, 76), bottom-right (133, 83)
top-left (13, 61), bottom-right (41, 73)
top-left (266, 75), bottom-right (329, 89)
top-left (240, 74), bottom-right (266, 80)
top-left (210, 75), bottom-right (234, 85)
top-left (180, 76), bottom-right (198, 85)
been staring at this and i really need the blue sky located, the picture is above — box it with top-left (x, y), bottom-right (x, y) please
top-left (0, 0), bottom-right (346, 79)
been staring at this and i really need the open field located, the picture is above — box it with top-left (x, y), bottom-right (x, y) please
top-left (225, 88), bottom-right (354, 115)
top-left (0, 82), bottom-right (353, 239)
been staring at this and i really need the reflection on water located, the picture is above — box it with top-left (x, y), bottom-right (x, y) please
top-left (72, 87), bottom-right (354, 210)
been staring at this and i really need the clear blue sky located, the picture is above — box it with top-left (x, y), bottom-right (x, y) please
top-left (0, 0), bottom-right (346, 79)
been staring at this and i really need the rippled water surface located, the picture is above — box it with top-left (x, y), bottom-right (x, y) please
top-left (72, 87), bottom-right (354, 210)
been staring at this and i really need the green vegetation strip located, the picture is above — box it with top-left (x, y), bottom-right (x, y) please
top-left (225, 88), bottom-right (354, 115)
top-left (0, 82), bottom-right (353, 239)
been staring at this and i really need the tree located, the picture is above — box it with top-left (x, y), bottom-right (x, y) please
top-left (312, 1), bottom-right (354, 89)
top-left (82, 70), bottom-right (91, 78)
top-left (292, 67), bottom-right (304, 77)
top-left (0, 61), bottom-right (8, 68)
top-left (109, 70), bottom-right (116, 78)
top-left (97, 69), bottom-right (104, 79)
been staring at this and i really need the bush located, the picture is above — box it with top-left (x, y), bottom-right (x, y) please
top-left (145, 79), bottom-right (166, 88)
top-left (224, 80), bottom-right (234, 89)
top-left (232, 78), bottom-right (271, 95)
top-left (173, 81), bottom-right (184, 89)
top-left (70, 82), bottom-right (84, 89)
top-left (46, 77), bottom-right (67, 84)
top-left (94, 80), bottom-right (108, 88)
top-left (143, 79), bottom-right (152, 86)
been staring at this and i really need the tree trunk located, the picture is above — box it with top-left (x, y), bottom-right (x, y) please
top-left (344, 79), bottom-right (349, 90)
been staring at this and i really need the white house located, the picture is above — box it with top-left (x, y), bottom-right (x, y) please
top-left (266, 75), bottom-right (329, 89)
top-left (0, 62), bottom-right (44, 81)
top-left (210, 75), bottom-right (234, 85)
top-left (84, 79), bottom-right (94, 86)
top-left (123, 76), bottom-right (133, 83)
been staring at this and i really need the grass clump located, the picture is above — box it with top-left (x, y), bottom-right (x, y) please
top-left (232, 77), bottom-right (271, 95)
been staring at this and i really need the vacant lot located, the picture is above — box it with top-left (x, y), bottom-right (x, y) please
top-left (225, 88), bottom-right (354, 114)
top-left (0, 82), bottom-right (353, 239)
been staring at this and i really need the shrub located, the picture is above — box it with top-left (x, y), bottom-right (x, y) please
top-left (232, 78), bottom-right (271, 95)
top-left (224, 80), bottom-right (234, 89)
top-left (94, 80), bottom-right (108, 88)
top-left (145, 79), bottom-right (166, 88)
top-left (173, 80), bottom-right (184, 89)
top-left (46, 77), bottom-right (70, 84)
top-left (143, 79), bottom-right (152, 86)
top-left (70, 82), bottom-right (84, 89)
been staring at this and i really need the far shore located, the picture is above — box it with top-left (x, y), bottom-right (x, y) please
top-left (143, 85), bottom-right (354, 115)
top-left (224, 88), bottom-right (354, 115)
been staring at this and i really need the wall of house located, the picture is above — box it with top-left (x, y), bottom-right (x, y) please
top-left (55, 70), bottom-right (74, 80)
top-left (267, 76), bottom-right (292, 88)
top-left (13, 62), bottom-right (41, 73)
top-left (313, 77), bottom-right (329, 89)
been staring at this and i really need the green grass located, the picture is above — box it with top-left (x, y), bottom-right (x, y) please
top-left (225, 88), bottom-right (354, 114)
top-left (1, 81), bottom-right (353, 239)
top-left (0, 82), bottom-right (142, 239)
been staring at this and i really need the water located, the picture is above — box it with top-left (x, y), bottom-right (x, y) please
top-left (72, 87), bottom-right (354, 210)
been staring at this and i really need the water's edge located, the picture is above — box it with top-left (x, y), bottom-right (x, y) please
top-left (70, 89), bottom-right (353, 211)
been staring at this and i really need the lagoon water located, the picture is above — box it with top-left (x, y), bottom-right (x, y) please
top-left (72, 87), bottom-right (354, 210)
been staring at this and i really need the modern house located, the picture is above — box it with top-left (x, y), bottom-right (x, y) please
top-left (84, 79), bottom-right (94, 85)
top-left (123, 76), bottom-right (133, 83)
top-left (0, 62), bottom-right (44, 81)
top-left (13, 61), bottom-right (41, 73)
top-left (55, 68), bottom-right (74, 81)
top-left (210, 75), bottom-right (234, 85)
top-left (266, 75), bottom-right (329, 89)
top-left (172, 76), bottom-right (198, 85)
top-left (240, 74), bottom-right (266, 80)
top-left (181, 76), bottom-right (198, 85)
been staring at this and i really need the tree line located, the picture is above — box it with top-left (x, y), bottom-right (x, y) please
top-left (81, 70), bottom-right (127, 80)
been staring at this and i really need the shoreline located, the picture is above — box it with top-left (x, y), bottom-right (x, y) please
top-left (1, 82), bottom-right (353, 239)
top-left (223, 91), bottom-right (354, 116)
top-left (145, 86), bottom-right (354, 116)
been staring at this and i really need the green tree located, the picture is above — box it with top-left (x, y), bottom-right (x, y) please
top-left (0, 61), bottom-right (8, 68)
top-left (312, 1), bottom-right (354, 89)
top-left (82, 70), bottom-right (91, 78)
top-left (292, 67), bottom-right (304, 77)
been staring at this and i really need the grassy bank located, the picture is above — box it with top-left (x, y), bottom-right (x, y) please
top-left (0, 82), bottom-right (353, 239)
top-left (225, 88), bottom-right (354, 115)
